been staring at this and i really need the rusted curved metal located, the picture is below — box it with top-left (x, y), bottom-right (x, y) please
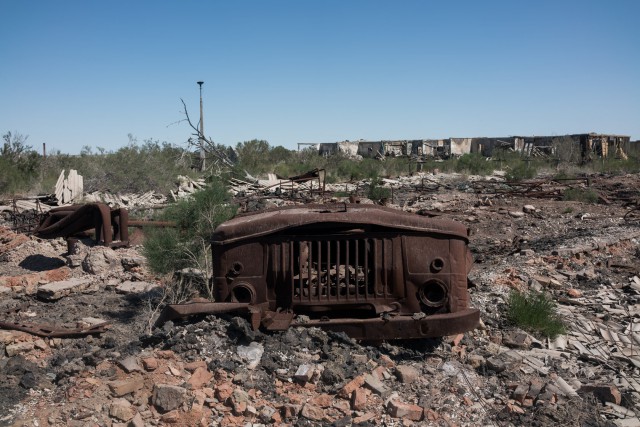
top-left (33, 203), bottom-right (129, 247)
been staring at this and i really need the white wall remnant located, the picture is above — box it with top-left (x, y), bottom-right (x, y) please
top-left (55, 169), bottom-right (84, 205)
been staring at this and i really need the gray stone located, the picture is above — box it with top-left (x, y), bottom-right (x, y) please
top-left (152, 384), bottom-right (187, 413)
top-left (82, 247), bottom-right (121, 276)
top-left (109, 378), bottom-right (144, 397)
top-left (503, 330), bottom-right (533, 349)
top-left (37, 278), bottom-right (92, 300)
top-left (33, 339), bottom-right (48, 350)
top-left (394, 365), bottom-right (419, 384)
top-left (115, 281), bottom-right (158, 295)
top-left (0, 286), bottom-right (10, 295)
top-left (127, 413), bottom-right (145, 427)
top-left (121, 256), bottom-right (145, 271)
top-left (523, 205), bottom-right (536, 213)
top-left (259, 405), bottom-right (277, 423)
top-left (364, 373), bottom-right (390, 398)
top-left (118, 356), bottom-right (143, 373)
top-left (502, 350), bottom-right (524, 368)
top-left (509, 211), bottom-right (525, 218)
top-left (467, 354), bottom-right (486, 369)
top-left (65, 254), bottom-right (83, 268)
top-left (109, 398), bottom-right (135, 422)
top-left (487, 351), bottom-right (524, 373)
top-left (232, 388), bottom-right (250, 404)
top-left (486, 356), bottom-right (506, 373)
top-left (294, 364), bottom-right (315, 383)
top-left (80, 317), bottom-right (107, 327)
top-left (6, 342), bottom-right (34, 357)
top-left (300, 403), bottom-right (324, 421)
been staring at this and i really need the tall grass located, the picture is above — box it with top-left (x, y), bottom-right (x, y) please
top-left (506, 290), bottom-right (565, 338)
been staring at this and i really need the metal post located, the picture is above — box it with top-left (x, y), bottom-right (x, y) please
top-left (197, 81), bottom-right (205, 171)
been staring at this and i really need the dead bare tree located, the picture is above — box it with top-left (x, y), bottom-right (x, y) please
top-left (178, 98), bottom-right (235, 172)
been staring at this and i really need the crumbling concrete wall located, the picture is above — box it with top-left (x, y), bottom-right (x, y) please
top-left (337, 141), bottom-right (360, 157)
top-left (449, 138), bottom-right (473, 156)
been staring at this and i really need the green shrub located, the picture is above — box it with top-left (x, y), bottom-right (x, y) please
top-left (595, 156), bottom-right (640, 174)
top-left (505, 161), bottom-right (538, 181)
top-left (0, 132), bottom-right (42, 196)
top-left (367, 178), bottom-right (391, 203)
top-left (382, 157), bottom-right (413, 177)
top-left (143, 177), bottom-right (236, 281)
top-left (563, 187), bottom-right (599, 203)
top-left (332, 191), bottom-right (350, 197)
top-left (28, 137), bottom-right (194, 195)
top-left (454, 153), bottom-right (495, 175)
top-left (553, 169), bottom-right (576, 181)
top-left (506, 290), bottom-right (565, 338)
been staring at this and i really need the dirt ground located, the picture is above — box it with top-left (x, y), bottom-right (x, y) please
top-left (1, 171), bottom-right (639, 426)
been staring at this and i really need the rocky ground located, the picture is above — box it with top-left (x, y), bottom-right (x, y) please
top-left (1, 171), bottom-right (639, 426)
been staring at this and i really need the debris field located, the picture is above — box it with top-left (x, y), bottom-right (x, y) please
top-left (1, 170), bottom-right (640, 427)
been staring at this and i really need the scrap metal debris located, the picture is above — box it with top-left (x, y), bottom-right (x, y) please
top-left (0, 319), bottom-right (109, 338)
top-left (0, 304), bottom-right (110, 338)
top-left (33, 203), bottom-right (129, 247)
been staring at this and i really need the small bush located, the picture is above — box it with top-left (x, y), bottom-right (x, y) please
top-left (553, 169), bottom-right (576, 181)
top-left (0, 132), bottom-right (42, 195)
top-left (563, 188), bottom-right (599, 203)
top-left (143, 177), bottom-right (236, 302)
top-left (454, 153), bottom-right (495, 175)
top-left (506, 290), bottom-right (565, 338)
top-left (333, 191), bottom-right (350, 197)
top-left (367, 178), bottom-right (391, 203)
top-left (505, 161), bottom-right (538, 181)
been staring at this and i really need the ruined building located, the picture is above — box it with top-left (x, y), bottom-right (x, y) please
top-left (308, 133), bottom-right (632, 162)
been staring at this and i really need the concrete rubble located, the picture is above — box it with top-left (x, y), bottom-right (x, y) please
top-left (1, 171), bottom-right (640, 426)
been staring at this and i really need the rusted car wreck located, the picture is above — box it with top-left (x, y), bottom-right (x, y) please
top-left (158, 204), bottom-right (479, 340)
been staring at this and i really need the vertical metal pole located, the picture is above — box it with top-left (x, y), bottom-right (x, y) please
top-left (197, 81), bottom-right (205, 171)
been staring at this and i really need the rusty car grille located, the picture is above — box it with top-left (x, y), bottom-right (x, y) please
top-left (268, 237), bottom-right (394, 304)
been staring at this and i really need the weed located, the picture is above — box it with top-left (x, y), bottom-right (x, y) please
top-left (595, 156), bottom-right (640, 174)
top-left (553, 170), bottom-right (576, 181)
top-left (333, 191), bottom-right (350, 197)
top-left (454, 153), bottom-right (495, 176)
top-left (367, 178), bottom-right (391, 203)
top-left (505, 161), bottom-right (538, 181)
top-left (562, 207), bottom-right (574, 214)
top-left (143, 177), bottom-right (236, 281)
top-left (563, 188), bottom-right (599, 203)
top-left (506, 290), bottom-right (565, 338)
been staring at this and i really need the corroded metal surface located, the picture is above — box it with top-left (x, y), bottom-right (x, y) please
top-left (33, 203), bottom-right (129, 247)
top-left (0, 320), bottom-right (109, 338)
top-left (158, 204), bottom-right (480, 340)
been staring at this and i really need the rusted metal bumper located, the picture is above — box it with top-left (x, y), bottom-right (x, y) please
top-left (154, 301), bottom-right (252, 328)
top-left (302, 308), bottom-right (480, 340)
top-left (155, 301), bottom-right (479, 340)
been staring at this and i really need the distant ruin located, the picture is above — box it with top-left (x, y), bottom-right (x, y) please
top-left (302, 133), bottom-right (633, 162)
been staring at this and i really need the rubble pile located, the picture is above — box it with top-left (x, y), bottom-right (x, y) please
top-left (1, 172), bottom-right (640, 426)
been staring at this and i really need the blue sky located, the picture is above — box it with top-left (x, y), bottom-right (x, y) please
top-left (1, 1), bottom-right (638, 154)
